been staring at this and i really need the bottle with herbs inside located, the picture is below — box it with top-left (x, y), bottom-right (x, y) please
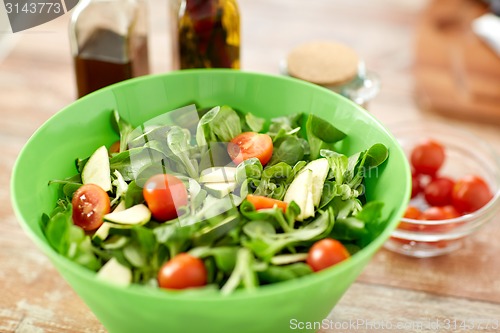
top-left (69, 0), bottom-right (150, 98)
top-left (177, 0), bottom-right (240, 69)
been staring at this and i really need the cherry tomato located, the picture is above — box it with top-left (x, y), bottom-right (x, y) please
top-left (71, 184), bottom-right (110, 231)
top-left (410, 140), bottom-right (445, 176)
top-left (227, 132), bottom-right (273, 166)
top-left (404, 205), bottom-right (422, 220)
top-left (424, 177), bottom-right (455, 207)
top-left (441, 205), bottom-right (460, 219)
top-left (452, 175), bottom-right (493, 214)
top-left (306, 238), bottom-right (350, 272)
top-left (421, 206), bottom-right (448, 220)
top-left (246, 194), bottom-right (288, 213)
top-left (411, 173), bottom-right (422, 199)
top-left (397, 206), bottom-right (422, 231)
top-left (143, 174), bottom-right (188, 222)
top-left (157, 253), bottom-right (207, 290)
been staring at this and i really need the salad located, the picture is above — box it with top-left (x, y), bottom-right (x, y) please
top-left (42, 105), bottom-right (389, 294)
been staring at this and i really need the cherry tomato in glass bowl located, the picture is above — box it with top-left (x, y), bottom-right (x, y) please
top-left (411, 173), bottom-right (423, 199)
top-left (71, 184), bottom-right (111, 231)
top-left (227, 132), bottom-right (273, 166)
top-left (386, 122), bottom-right (500, 258)
top-left (424, 177), bottom-right (455, 207)
top-left (410, 139), bottom-right (445, 176)
top-left (143, 174), bottom-right (188, 222)
top-left (157, 253), bottom-right (207, 290)
top-left (452, 175), bottom-right (493, 214)
top-left (306, 238), bottom-right (350, 272)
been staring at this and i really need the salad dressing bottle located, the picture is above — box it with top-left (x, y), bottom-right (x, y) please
top-left (177, 0), bottom-right (240, 69)
top-left (69, 0), bottom-right (150, 98)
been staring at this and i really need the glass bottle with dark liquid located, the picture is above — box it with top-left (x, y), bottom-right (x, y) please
top-left (177, 0), bottom-right (240, 69)
top-left (70, 0), bottom-right (150, 98)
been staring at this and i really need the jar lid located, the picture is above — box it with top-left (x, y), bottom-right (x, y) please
top-left (286, 41), bottom-right (359, 86)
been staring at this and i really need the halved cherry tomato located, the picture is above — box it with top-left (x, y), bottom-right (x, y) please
top-left (424, 177), bottom-right (455, 207)
top-left (246, 194), bottom-right (288, 213)
top-left (410, 139), bottom-right (445, 176)
top-left (71, 184), bottom-right (110, 231)
top-left (452, 175), bottom-right (493, 214)
top-left (143, 174), bottom-right (188, 222)
top-left (158, 253), bottom-right (207, 290)
top-left (227, 132), bottom-right (273, 166)
top-left (307, 238), bottom-right (350, 272)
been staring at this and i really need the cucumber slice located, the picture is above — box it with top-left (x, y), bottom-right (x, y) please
top-left (301, 158), bottom-right (330, 207)
top-left (97, 258), bottom-right (132, 286)
top-left (284, 169), bottom-right (314, 221)
top-left (113, 200), bottom-right (127, 213)
top-left (82, 145), bottom-right (112, 192)
top-left (203, 181), bottom-right (237, 198)
top-left (104, 204), bottom-right (151, 225)
top-left (92, 222), bottom-right (112, 244)
top-left (199, 167), bottom-right (237, 183)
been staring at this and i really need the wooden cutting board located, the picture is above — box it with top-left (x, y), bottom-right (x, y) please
top-left (414, 0), bottom-right (500, 124)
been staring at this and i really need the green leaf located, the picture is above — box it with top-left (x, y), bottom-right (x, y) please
top-left (45, 209), bottom-right (72, 254)
top-left (124, 181), bottom-right (144, 208)
top-left (189, 246), bottom-right (239, 274)
top-left (243, 221), bottom-right (276, 239)
top-left (109, 144), bottom-right (165, 181)
top-left (268, 136), bottom-right (305, 166)
top-left (221, 248), bottom-right (258, 295)
top-left (153, 223), bottom-right (197, 257)
top-left (355, 201), bottom-right (384, 223)
top-left (306, 114), bottom-right (346, 143)
top-left (235, 158), bottom-right (263, 184)
top-left (257, 263), bottom-right (312, 284)
top-left (306, 114), bottom-right (346, 160)
top-left (364, 143), bottom-right (389, 168)
top-left (245, 112), bottom-right (265, 132)
top-left (196, 106), bottom-right (242, 146)
top-left (111, 109), bottom-right (134, 153)
top-left (49, 174), bottom-right (82, 198)
top-left (166, 126), bottom-right (199, 179)
top-left (331, 217), bottom-right (367, 241)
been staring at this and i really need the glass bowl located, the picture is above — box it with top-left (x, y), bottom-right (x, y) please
top-left (384, 122), bottom-right (500, 258)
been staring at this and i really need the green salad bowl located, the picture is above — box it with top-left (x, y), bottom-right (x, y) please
top-left (11, 70), bottom-right (410, 333)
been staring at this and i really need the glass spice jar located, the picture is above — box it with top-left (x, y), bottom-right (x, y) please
top-left (69, 0), bottom-right (150, 98)
top-left (177, 0), bottom-right (240, 69)
top-left (281, 41), bottom-right (380, 109)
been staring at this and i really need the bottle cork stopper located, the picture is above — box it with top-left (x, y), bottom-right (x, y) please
top-left (286, 41), bottom-right (359, 86)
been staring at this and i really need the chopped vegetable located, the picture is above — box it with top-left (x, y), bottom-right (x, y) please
top-left (43, 106), bottom-right (389, 293)
top-left (245, 194), bottom-right (288, 213)
top-left (306, 238), bottom-right (350, 272)
top-left (72, 184), bottom-right (110, 231)
top-left (143, 174), bottom-right (188, 222)
top-left (228, 132), bottom-right (274, 166)
top-left (157, 253), bottom-right (207, 290)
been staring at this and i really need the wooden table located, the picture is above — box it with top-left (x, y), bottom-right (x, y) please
top-left (2, 0), bottom-right (500, 332)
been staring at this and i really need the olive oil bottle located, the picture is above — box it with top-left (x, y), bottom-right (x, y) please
top-left (177, 0), bottom-right (240, 69)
